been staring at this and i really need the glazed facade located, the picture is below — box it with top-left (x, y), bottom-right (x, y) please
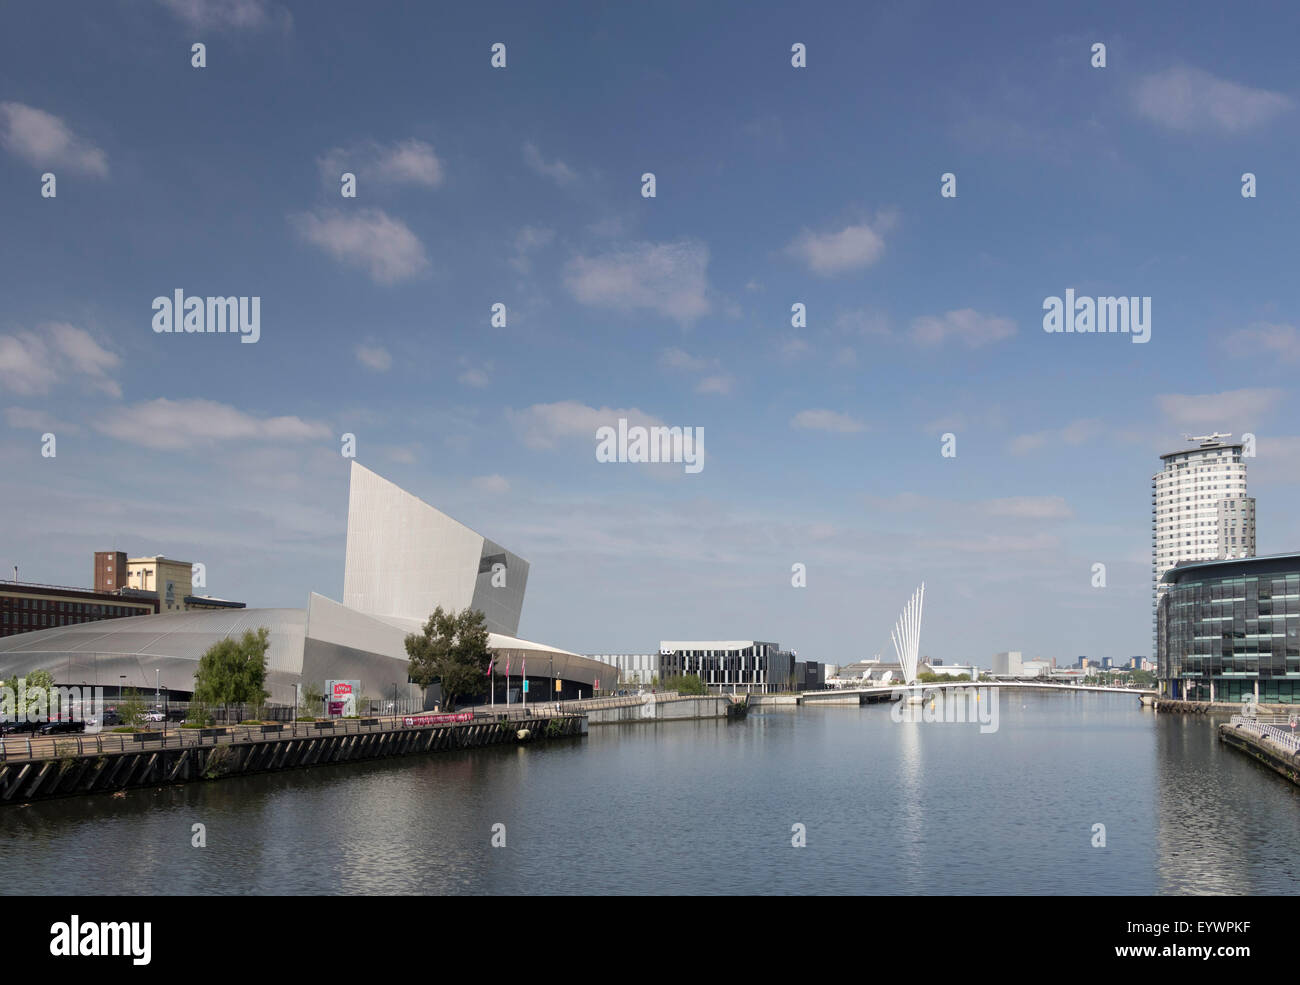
top-left (1158, 554), bottom-right (1300, 703)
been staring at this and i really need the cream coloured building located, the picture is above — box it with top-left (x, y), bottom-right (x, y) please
top-left (127, 556), bottom-right (195, 612)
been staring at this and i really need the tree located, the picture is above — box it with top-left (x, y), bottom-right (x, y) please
top-left (404, 607), bottom-right (490, 712)
top-left (298, 682), bottom-right (323, 720)
top-left (117, 688), bottom-right (146, 728)
top-left (661, 674), bottom-right (706, 696)
top-left (193, 628), bottom-right (271, 721)
top-left (4, 669), bottom-right (55, 720)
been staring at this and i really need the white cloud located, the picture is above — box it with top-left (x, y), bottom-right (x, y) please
top-left (865, 492), bottom-right (1072, 521)
top-left (1008, 418), bottom-right (1102, 455)
top-left (156, 0), bottom-right (291, 31)
top-left (291, 208), bottom-right (428, 284)
top-left (780, 336), bottom-right (811, 359)
top-left (95, 398), bottom-right (330, 450)
top-left (1134, 66), bottom-right (1291, 134)
top-left (564, 240), bottom-right (711, 323)
top-left (836, 308), bottom-right (892, 337)
top-left (459, 367), bottom-right (489, 387)
top-left (473, 474), bottom-right (510, 494)
top-left (982, 496), bottom-right (1073, 520)
top-left (523, 142), bottom-right (577, 184)
top-left (1156, 388), bottom-right (1283, 427)
top-left (785, 222), bottom-right (887, 276)
top-left (382, 445), bottom-right (417, 465)
top-left (0, 103), bottom-right (107, 177)
top-left (791, 409), bottom-right (867, 433)
top-left (318, 139), bottom-right (444, 188)
top-left (695, 374), bottom-right (734, 395)
top-left (909, 308), bottom-right (1015, 348)
top-left (3, 407), bottom-right (76, 433)
top-left (355, 344), bottom-right (392, 372)
top-left (506, 400), bottom-right (664, 450)
top-left (514, 225), bottom-right (555, 252)
top-left (0, 323), bottom-right (120, 397)
top-left (659, 347), bottom-right (710, 372)
top-left (510, 225), bottom-right (556, 273)
top-left (1226, 323), bottom-right (1300, 361)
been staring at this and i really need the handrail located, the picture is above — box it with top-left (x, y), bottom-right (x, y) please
top-left (0, 709), bottom-right (584, 763)
top-left (1229, 714), bottom-right (1300, 754)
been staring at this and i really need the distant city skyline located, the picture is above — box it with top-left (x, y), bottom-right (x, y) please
top-left (3, 2), bottom-right (1300, 668)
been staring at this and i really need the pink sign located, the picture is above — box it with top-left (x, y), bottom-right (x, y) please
top-left (402, 713), bottom-right (473, 726)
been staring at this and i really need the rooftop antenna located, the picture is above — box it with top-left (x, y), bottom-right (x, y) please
top-left (1184, 432), bottom-right (1232, 446)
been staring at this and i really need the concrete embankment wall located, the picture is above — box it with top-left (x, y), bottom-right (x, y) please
top-left (1158, 699), bottom-right (1299, 716)
top-left (584, 694), bottom-right (738, 724)
top-left (0, 715), bottom-right (585, 806)
top-left (799, 692), bottom-right (863, 705)
top-left (748, 694), bottom-right (799, 707)
top-left (1218, 722), bottom-right (1300, 786)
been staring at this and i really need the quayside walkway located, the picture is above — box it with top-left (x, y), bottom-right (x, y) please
top-left (0, 711), bottom-right (586, 805)
top-left (1219, 714), bottom-right (1300, 787)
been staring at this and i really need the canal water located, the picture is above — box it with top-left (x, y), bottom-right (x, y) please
top-left (2, 692), bottom-right (1297, 895)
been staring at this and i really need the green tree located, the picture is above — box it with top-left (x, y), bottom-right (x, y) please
top-left (193, 628), bottom-right (271, 721)
top-left (404, 606), bottom-right (490, 712)
top-left (661, 673), bottom-right (706, 695)
top-left (4, 669), bottom-right (55, 720)
top-left (117, 688), bottom-right (146, 727)
top-left (185, 698), bottom-right (212, 727)
top-left (298, 682), bottom-right (323, 720)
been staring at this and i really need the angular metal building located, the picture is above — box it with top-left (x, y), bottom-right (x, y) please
top-left (0, 463), bottom-right (608, 707)
top-left (344, 462), bottom-right (529, 636)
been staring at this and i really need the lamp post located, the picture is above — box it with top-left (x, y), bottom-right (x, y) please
top-left (392, 682), bottom-right (398, 719)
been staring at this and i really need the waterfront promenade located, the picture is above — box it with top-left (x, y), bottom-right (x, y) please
top-left (0, 710), bottom-right (586, 805)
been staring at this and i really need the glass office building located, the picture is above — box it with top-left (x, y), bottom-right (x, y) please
top-left (1158, 553), bottom-right (1300, 703)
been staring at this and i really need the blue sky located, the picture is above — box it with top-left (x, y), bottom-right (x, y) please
top-left (2, 0), bottom-right (1299, 667)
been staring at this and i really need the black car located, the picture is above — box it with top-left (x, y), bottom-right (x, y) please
top-left (1, 720), bottom-right (41, 735)
top-left (100, 710), bottom-right (122, 727)
top-left (38, 720), bottom-right (86, 735)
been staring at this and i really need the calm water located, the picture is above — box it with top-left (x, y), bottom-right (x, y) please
top-left (3, 692), bottom-right (1298, 895)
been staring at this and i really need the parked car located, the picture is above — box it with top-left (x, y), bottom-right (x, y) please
top-left (143, 711), bottom-right (165, 723)
top-left (38, 720), bottom-right (86, 735)
top-left (100, 710), bottom-right (122, 727)
top-left (1, 720), bottom-right (41, 735)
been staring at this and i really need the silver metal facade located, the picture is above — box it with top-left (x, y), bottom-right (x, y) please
top-left (343, 462), bottom-right (529, 635)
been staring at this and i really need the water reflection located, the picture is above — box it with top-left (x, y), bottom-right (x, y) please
top-left (1, 695), bottom-right (1297, 895)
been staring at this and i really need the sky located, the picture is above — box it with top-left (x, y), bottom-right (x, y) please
top-left (2, 0), bottom-right (1299, 668)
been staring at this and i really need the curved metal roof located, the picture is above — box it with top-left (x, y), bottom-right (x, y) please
top-left (0, 608), bottom-right (307, 690)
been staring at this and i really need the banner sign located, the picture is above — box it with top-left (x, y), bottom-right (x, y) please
top-left (402, 713), bottom-right (473, 726)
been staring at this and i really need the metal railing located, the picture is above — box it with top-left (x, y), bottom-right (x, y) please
top-left (1228, 714), bottom-right (1300, 754)
top-left (0, 713), bottom-right (544, 763)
